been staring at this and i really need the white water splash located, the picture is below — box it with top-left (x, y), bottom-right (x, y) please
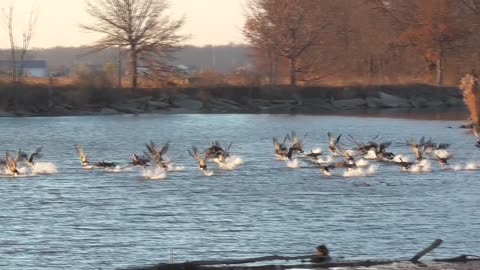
top-left (166, 163), bottom-right (186, 172)
top-left (452, 164), bottom-right (463, 171)
top-left (311, 148), bottom-right (322, 154)
top-left (364, 150), bottom-right (377, 160)
top-left (218, 156), bottom-right (244, 170)
top-left (393, 155), bottom-right (410, 163)
top-left (343, 168), bottom-right (366, 177)
top-left (287, 159), bottom-right (299, 168)
top-left (433, 149), bottom-right (451, 159)
top-left (105, 165), bottom-right (134, 173)
top-left (465, 162), bottom-right (477, 170)
top-left (357, 158), bottom-right (369, 167)
top-left (410, 159), bottom-right (431, 173)
top-left (202, 170), bottom-right (214, 176)
top-left (142, 167), bottom-right (167, 180)
top-left (30, 162), bottom-right (58, 175)
top-left (343, 165), bottom-right (377, 177)
top-left (367, 164), bottom-right (378, 175)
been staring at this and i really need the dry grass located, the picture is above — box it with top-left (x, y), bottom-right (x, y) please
top-left (459, 74), bottom-right (480, 125)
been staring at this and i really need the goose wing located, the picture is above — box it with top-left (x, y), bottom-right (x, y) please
top-left (159, 142), bottom-right (170, 156)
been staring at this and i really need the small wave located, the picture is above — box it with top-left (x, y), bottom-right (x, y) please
top-left (311, 148), bottom-right (322, 154)
top-left (142, 167), bottom-right (167, 180)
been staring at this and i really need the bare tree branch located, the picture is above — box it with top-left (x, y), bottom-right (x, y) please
top-left (82, 0), bottom-right (189, 89)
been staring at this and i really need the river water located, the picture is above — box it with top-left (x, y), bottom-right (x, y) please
top-left (0, 114), bottom-right (479, 269)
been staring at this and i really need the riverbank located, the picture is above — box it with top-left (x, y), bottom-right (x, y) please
top-left (0, 83), bottom-right (467, 117)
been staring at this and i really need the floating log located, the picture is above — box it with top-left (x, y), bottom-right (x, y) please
top-left (124, 239), bottom-right (480, 270)
top-left (410, 239), bottom-right (443, 262)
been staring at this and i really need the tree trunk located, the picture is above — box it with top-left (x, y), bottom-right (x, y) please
top-left (290, 56), bottom-right (297, 87)
top-left (289, 29), bottom-right (297, 88)
top-left (130, 45), bottom-right (138, 90)
top-left (436, 54), bottom-right (443, 86)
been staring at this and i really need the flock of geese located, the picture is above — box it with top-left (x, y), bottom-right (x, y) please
top-left (273, 127), bottom-right (480, 176)
top-left (1, 125), bottom-right (479, 177)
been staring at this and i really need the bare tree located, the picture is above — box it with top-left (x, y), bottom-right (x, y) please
top-left (18, 9), bottom-right (38, 81)
top-left (82, 0), bottom-right (188, 89)
top-left (1, 2), bottom-right (38, 83)
top-left (2, 4), bottom-right (16, 82)
top-left (244, 0), bottom-right (332, 87)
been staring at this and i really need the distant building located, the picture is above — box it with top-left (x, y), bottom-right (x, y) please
top-left (0, 60), bottom-right (48, 78)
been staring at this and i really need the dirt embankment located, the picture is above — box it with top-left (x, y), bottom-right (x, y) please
top-left (0, 84), bottom-right (467, 117)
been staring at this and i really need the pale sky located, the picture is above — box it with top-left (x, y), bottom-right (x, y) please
top-left (0, 0), bottom-right (248, 49)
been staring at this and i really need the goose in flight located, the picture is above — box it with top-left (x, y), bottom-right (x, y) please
top-left (288, 131), bottom-right (305, 154)
top-left (75, 145), bottom-right (89, 167)
top-left (145, 140), bottom-right (170, 168)
top-left (6, 151), bottom-right (20, 175)
top-left (188, 146), bottom-right (207, 171)
top-left (273, 135), bottom-right (289, 158)
top-left (26, 147), bottom-right (43, 166)
top-left (327, 132), bottom-right (342, 154)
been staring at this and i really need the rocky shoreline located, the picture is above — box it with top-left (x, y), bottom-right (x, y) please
top-left (0, 84), bottom-right (468, 117)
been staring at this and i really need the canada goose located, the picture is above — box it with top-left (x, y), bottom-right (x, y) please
top-left (317, 163), bottom-right (336, 176)
top-left (95, 160), bottom-right (117, 168)
top-left (188, 146), bottom-right (207, 171)
top-left (216, 142), bottom-right (232, 163)
top-left (327, 132), bottom-right (342, 154)
top-left (273, 136), bottom-right (289, 158)
top-left (311, 244), bottom-right (331, 262)
top-left (395, 157), bottom-right (414, 170)
top-left (205, 141), bottom-right (230, 160)
top-left (26, 147), bottom-right (43, 166)
top-left (75, 145), bottom-right (116, 168)
top-left (347, 134), bottom-right (378, 155)
top-left (132, 154), bottom-right (149, 167)
top-left (6, 151), bottom-right (20, 175)
top-left (376, 141), bottom-right (395, 160)
top-left (432, 150), bottom-right (454, 167)
top-left (75, 145), bottom-right (89, 167)
top-left (145, 140), bottom-right (170, 167)
top-left (288, 131), bottom-right (304, 154)
top-left (406, 137), bottom-right (430, 161)
top-left (305, 149), bottom-right (323, 159)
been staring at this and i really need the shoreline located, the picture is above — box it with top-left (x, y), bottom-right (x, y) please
top-left (0, 83), bottom-right (469, 120)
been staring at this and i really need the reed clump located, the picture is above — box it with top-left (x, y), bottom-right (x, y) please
top-left (459, 74), bottom-right (480, 125)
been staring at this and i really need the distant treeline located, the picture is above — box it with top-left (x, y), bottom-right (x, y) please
top-left (0, 45), bottom-right (252, 75)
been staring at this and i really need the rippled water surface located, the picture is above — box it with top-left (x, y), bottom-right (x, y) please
top-left (0, 114), bottom-right (479, 270)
